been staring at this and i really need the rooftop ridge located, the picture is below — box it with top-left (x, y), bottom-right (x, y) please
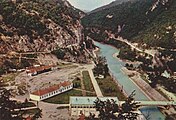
top-left (31, 81), bottom-right (72, 96)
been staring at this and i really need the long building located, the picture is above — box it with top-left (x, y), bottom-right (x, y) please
top-left (69, 96), bottom-right (146, 119)
top-left (26, 65), bottom-right (56, 76)
top-left (69, 96), bottom-right (118, 117)
top-left (30, 81), bottom-right (73, 101)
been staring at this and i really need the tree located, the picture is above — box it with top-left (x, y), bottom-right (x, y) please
top-left (93, 91), bottom-right (140, 120)
top-left (32, 109), bottom-right (42, 120)
top-left (0, 88), bottom-right (42, 120)
top-left (118, 90), bottom-right (140, 120)
top-left (0, 68), bottom-right (5, 75)
top-left (94, 98), bottom-right (119, 120)
top-left (51, 48), bottom-right (66, 59)
top-left (0, 88), bottom-right (23, 120)
top-left (94, 56), bottom-right (109, 77)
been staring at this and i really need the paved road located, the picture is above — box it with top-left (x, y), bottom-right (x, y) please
top-left (110, 35), bottom-right (155, 57)
top-left (88, 68), bottom-right (103, 97)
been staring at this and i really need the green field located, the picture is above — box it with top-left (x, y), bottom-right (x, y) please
top-left (82, 71), bottom-right (95, 92)
top-left (44, 72), bottom-right (97, 104)
top-left (96, 75), bottom-right (126, 100)
top-left (43, 89), bottom-right (82, 104)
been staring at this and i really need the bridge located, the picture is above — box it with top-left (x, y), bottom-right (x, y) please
top-left (119, 101), bottom-right (176, 107)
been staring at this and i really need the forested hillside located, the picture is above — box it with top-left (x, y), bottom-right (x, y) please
top-left (82, 0), bottom-right (176, 49)
top-left (0, 0), bottom-right (84, 53)
top-left (0, 0), bottom-right (93, 73)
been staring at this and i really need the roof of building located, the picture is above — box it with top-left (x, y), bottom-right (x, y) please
top-left (26, 65), bottom-right (53, 73)
top-left (26, 116), bottom-right (32, 120)
top-left (70, 96), bottom-right (118, 105)
top-left (31, 81), bottom-right (72, 96)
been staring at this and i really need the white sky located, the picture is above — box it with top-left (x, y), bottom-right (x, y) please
top-left (67, 0), bottom-right (115, 11)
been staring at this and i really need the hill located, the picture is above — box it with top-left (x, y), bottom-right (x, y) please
top-left (0, 0), bottom-right (93, 72)
top-left (0, 0), bottom-right (85, 53)
top-left (89, 0), bottom-right (135, 14)
top-left (82, 0), bottom-right (176, 49)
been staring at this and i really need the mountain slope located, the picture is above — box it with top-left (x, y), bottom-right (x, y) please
top-left (89, 0), bottom-right (134, 14)
top-left (0, 0), bottom-right (84, 53)
top-left (82, 0), bottom-right (176, 49)
top-left (0, 0), bottom-right (94, 71)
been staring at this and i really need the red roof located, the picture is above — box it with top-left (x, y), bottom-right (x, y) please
top-left (31, 81), bottom-right (72, 96)
top-left (26, 65), bottom-right (52, 73)
top-left (26, 116), bottom-right (32, 120)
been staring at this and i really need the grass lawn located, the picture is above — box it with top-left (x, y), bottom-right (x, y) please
top-left (82, 71), bottom-right (94, 92)
top-left (86, 92), bottom-right (96, 96)
top-left (96, 75), bottom-right (126, 100)
top-left (43, 89), bottom-right (82, 104)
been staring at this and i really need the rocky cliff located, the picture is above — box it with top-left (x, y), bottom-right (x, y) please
top-left (0, 0), bottom-right (94, 72)
top-left (0, 0), bottom-right (85, 53)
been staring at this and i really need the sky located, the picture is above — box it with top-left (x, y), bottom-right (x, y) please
top-left (67, 0), bottom-right (115, 11)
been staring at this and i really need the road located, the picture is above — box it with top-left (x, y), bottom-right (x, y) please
top-left (81, 64), bottom-right (103, 97)
top-left (88, 69), bottom-right (103, 97)
top-left (110, 35), bottom-right (155, 57)
top-left (0, 51), bottom-right (51, 57)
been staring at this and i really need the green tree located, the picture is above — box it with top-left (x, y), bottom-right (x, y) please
top-left (0, 88), bottom-right (23, 120)
top-left (118, 90), bottom-right (140, 120)
top-left (94, 98), bottom-right (119, 120)
top-left (32, 109), bottom-right (42, 120)
top-left (94, 56), bottom-right (109, 77)
top-left (51, 48), bottom-right (66, 59)
top-left (94, 91), bottom-right (140, 120)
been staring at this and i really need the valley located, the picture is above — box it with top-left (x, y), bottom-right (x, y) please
top-left (0, 0), bottom-right (176, 120)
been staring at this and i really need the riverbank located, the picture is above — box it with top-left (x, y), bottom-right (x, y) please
top-left (94, 41), bottom-right (166, 120)
top-left (121, 67), bottom-right (167, 101)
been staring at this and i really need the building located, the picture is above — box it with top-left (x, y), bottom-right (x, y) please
top-left (70, 96), bottom-right (146, 120)
top-left (26, 65), bottom-right (56, 76)
top-left (69, 96), bottom-right (119, 117)
top-left (30, 81), bottom-right (73, 101)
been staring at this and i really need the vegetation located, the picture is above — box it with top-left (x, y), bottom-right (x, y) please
top-left (93, 56), bottom-right (109, 77)
top-left (96, 75), bottom-right (126, 100)
top-left (82, 71), bottom-right (95, 92)
top-left (1, 73), bottom-right (18, 83)
top-left (118, 47), bottom-right (138, 62)
top-left (82, 0), bottom-right (176, 49)
top-left (0, 88), bottom-right (41, 120)
top-left (0, 68), bottom-right (5, 75)
top-left (0, 0), bottom-right (83, 38)
top-left (93, 91), bottom-right (140, 120)
top-left (51, 48), bottom-right (66, 59)
top-left (73, 77), bottom-right (81, 89)
top-left (43, 89), bottom-right (82, 104)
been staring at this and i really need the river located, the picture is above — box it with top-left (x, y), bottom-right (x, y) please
top-left (94, 41), bottom-right (165, 120)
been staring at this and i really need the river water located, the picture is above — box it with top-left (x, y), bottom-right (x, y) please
top-left (94, 41), bottom-right (165, 120)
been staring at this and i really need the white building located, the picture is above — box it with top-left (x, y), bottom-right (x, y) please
top-left (30, 81), bottom-right (73, 101)
top-left (69, 96), bottom-right (146, 120)
top-left (69, 96), bottom-right (119, 117)
top-left (26, 65), bottom-right (56, 76)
